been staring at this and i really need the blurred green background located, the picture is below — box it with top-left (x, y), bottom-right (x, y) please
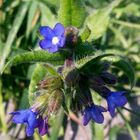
top-left (0, 0), bottom-right (140, 140)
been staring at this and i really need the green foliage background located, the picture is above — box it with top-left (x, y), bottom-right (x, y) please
top-left (0, 0), bottom-right (140, 139)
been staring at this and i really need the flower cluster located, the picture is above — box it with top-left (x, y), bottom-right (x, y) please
top-left (10, 75), bottom-right (63, 136)
top-left (63, 60), bottom-right (128, 125)
top-left (10, 23), bottom-right (128, 137)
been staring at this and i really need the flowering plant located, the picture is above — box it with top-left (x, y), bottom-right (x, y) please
top-left (8, 21), bottom-right (135, 136)
top-left (1, 0), bottom-right (139, 139)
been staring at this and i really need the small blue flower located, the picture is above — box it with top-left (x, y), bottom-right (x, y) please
top-left (106, 91), bottom-right (127, 117)
top-left (39, 23), bottom-right (65, 53)
top-left (10, 109), bottom-right (38, 136)
top-left (10, 109), bottom-right (49, 136)
top-left (83, 104), bottom-right (106, 125)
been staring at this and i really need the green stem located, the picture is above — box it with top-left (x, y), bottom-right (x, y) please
top-left (109, 25), bottom-right (129, 48)
top-left (50, 108), bottom-right (64, 140)
top-left (112, 19), bottom-right (140, 29)
top-left (0, 78), bottom-right (7, 133)
top-left (118, 109), bottom-right (137, 140)
top-left (122, 106), bottom-right (140, 116)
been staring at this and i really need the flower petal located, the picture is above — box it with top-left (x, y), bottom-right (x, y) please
top-left (39, 39), bottom-right (53, 50)
top-left (53, 23), bottom-right (65, 36)
top-left (26, 111), bottom-right (37, 136)
top-left (107, 100), bottom-right (116, 117)
top-left (59, 36), bottom-right (66, 47)
top-left (114, 96), bottom-right (127, 107)
top-left (26, 125), bottom-right (35, 136)
top-left (91, 106), bottom-right (104, 123)
top-left (27, 111), bottom-right (37, 127)
top-left (98, 106), bottom-right (107, 112)
top-left (37, 117), bottom-right (48, 136)
top-left (10, 110), bottom-right (29, 123)
top-left (48, 45), bottom-right (58, 53)
top-left (10, 109), bottom-right (38, 136)
top-left (111, 91), bottom-right (126, 96)
top-left (83, 111), bottom-right (91, 126)
top-left (39, 26), bottom-right (54, 39)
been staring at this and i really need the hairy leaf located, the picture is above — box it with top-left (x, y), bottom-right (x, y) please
top-left (28, 64), bottom-right (47, 104)
top-left (76, 52), bottom-right (135, 89)
top-left (43, 63), bottom-right (60, 76)
top-left (112, 57), bottom-right (136, 89)
top-left (2, 50), bottom-right (64, 74)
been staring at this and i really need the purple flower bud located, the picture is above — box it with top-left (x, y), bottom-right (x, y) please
top-left (101, 72), bottom-right (117, 84)
top-left (89, 76), bottom-right (111, 96)
top-left (65, 26), bottom-right (79, 45)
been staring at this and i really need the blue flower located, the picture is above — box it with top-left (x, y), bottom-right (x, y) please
top-left (39, 23), bottom-right (65, 53)
top-left (10, 109), bottom-right (38, 136)
top-left (106, 91), bottom-right (127, 117)
top-left (10, 109), bottom-right (49, 136)
top-left (83, 104), bottom-right (106, 125)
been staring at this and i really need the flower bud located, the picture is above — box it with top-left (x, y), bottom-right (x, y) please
top-left (65, 26), bottom-right (79, 46)
top-left (37, 76), bottom-right (63, 91)
top-left (31, 90), bottom-right (50, 114)
top-left (101, 72), bottom-right (117, 84)
top-left (62, 59), bottom-right (80, 86)
top-left (46, 89), bottom-right (63, 116)
top-left (31, 89), bottom-right (63, 118)
top-left (89, 76), bottom-right (110, 97)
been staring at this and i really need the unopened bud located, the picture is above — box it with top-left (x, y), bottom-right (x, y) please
top-left (46, 90), bottom-right (63, 115)
top-left (101, 72), bottom-right (117, 84)
top-left (65, 26), bottom-right (79, 46)
top-left (37, 76), bottom-right (63, 91)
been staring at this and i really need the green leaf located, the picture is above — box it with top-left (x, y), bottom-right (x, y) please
top-left (85, 0), bottom-right (123, 40)
top-left (50, 109), bottom-right (64, 140)
top-left (19, 88), bottom-right (30, 109)
top-left (39, 2), bottom-right (56, 27)
top-left (118, 109), bottom-right (137, 140)
top-left (76, 51), bottom-right (135, 89)
top-left (114, 2), bottom-right (140, 17)
top-left (102, 52), bottom-right (136, 89)
top-left (79, 26), bottom-right (91, 41)
top-left (2, 50), bottom-right (64, 74)
top-left (109, 126), bottom-right (120, 140)
top-left (85, 8), bottom-right (110, 40)
top-left (43, 63), bottom-right (60, 76)
top-left (28, 64), bottom-right (47, 104)
top-left (0, 1), bottom-right (29, 73)
top-left (0, 79), bottom-right (7, 132)
top-left (26, 1), bottom-right (38, 37)
top-left (58, 0), bottom-right (86, 27)
top-left (75, 51), bottom-right (114, 70)
top-left (91, 123), bottom-right (104, 140)
top-left (112, 57), bottom-right (136, 89)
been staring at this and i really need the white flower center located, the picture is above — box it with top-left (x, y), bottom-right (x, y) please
top-left (52, 36), bottom-right (59, 45)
